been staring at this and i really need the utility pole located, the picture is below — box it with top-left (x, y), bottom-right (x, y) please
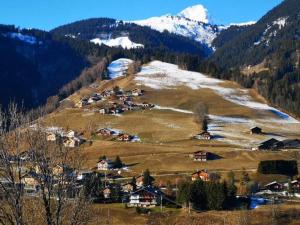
top-left (160, 194), bottom-right (163, 212)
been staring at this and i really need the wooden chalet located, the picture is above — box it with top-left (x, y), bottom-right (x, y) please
top-left (103, 187), bottom-right (112, 199)
top-left (250, 127), bottom-right (262, 134)
top-left (136, 175), bottom-right (144, 187)
top-left (191, 170), bottom-right (211, 181)
top-left (194, 131), bottom-right (212, 140)
top-left (264, 181), bottom-right (283, 192)
top-left (128, 187), bottom-right (162, 208)
top-left (190, 151), bottom-right (213, 162)
top-left (97, 159), bottom-right (114, 171)
top-left (122, 183), bottom-right (134, 193)
top-left (117, 134), bottom-right (132, 142)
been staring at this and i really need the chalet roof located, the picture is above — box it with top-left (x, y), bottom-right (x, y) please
top-left (264, 181), bottom-right (282, 187)
top-left (193, 151), bottom-right (207, 154)
top-left (191, 170), bottom-right (210, 176)
top-left (130, 186), bottom-right (163, 197)
top-left (251, 126), bottom-right (262, 130)
top-left (97, 159), bottom-right (113, 164)
top-left (282, 139), bottom-right (300, 148)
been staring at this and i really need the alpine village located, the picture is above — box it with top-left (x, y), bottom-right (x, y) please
top-left (1, 0), bottom-right (300, 224)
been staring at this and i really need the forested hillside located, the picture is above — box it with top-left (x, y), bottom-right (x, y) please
top-left (209, 0), bottom-right (300, 116)
top-left (0, 24), bottom-right (205, 111)
top-left (0, 25), bottom-right (90, 109)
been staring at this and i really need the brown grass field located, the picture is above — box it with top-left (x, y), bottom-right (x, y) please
top-left (41, 66), bottom-right (300, 224)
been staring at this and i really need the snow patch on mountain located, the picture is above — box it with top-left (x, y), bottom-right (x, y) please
top-left (91, 36), bottom-right (144, 49)
top-left (254, 17), bottom-right (288, 47)
top-left (273, 17), bottom-right (288, 29)
top-left (132, 5), bottom-right (219, 47)
top-left (135, 60), bottom-right (299, 123)
top-left (4, 32), bottom-right (38, 45)
top-left (108, 58), bottom-right (133, 79)
top-left (229, 21), bottom-right (257, 27)
top-left (178, 4), bottom-right (209, 23)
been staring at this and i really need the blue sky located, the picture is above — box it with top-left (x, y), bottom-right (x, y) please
top-left (0, 0), bottom-right (283, 31)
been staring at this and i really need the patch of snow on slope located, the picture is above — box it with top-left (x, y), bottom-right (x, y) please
top-left (135, 61), bottom-right (299, 123)
top-left (273, 17), bottom-right (288, 29)
top-left (132, 5), bottom-right (219, 47)
top-left (253, 17), bottom-right (288, 47)
top-left (91, 36), bottom-right (144, 49)
top-left (136, 61), bottom-right (221, 90)
top-left (229, 21), bottom-right (257, 27)
top-left (154, 105), bottom-right (193, 114)
top-left (178, 4), bottom-right (209, 23)
top-left (108, 58), bottom-right (133, 79)
top-left (6, 33), bottom-right (37, 44)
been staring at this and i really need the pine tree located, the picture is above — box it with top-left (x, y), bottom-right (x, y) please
top-left (131, 176), bottom-right (137, 191)
top-left (143, 169), bottom-right (154, 186)
top-left (114, 156), bottom-right (123, 169)
top-left (202, 116), bottom-right (208, 132)
top-left (190, 179), bottom-right (207, 210)
top-left (176, 179), bottom-right (191, 208)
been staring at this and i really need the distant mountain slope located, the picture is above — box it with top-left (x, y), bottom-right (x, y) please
top-left (0, 25), bottom-right (90, 109)
top-left (209, 0), bottom-right (300, 116)
top-left (51, 18), bottom-right (210, 57)
top-left (132, 5), bottom-right (220, 48)
top-left (212, 0), bottom-right (300, 69)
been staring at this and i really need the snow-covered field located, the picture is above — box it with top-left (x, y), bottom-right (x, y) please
top-left (135, 60), bottom-right (300, 147)
top-left (91, 37), bottom-right (144, 49)
top-left (154, 105), bottom-right (193, 114)
top-left (135, 61), bottom-right (298, 123)
top-left (108, 58), bottom-right (133, 79)
top-left (105, 58), bottom-right (300, 148)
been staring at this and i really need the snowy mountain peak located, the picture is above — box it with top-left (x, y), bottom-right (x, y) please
top-left (178, 5), bottom-right (209, 23)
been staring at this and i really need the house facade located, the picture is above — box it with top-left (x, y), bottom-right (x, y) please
top-left (97, 159), bottom-right (114, 171)
top-left (191, 170), bottom-right (211, 181)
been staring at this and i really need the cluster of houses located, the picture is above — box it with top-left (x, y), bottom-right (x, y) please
top-left (46, 129), bottom-right (86, 148)
top-left (75, 88), bottom-right (155, 115)
top-left (256, 179), bottom-right (300, 196)
top-left (98, 101), bottom-right (155, 115)
top-left (96, 128), bottom-right (141, 142)
top-left (190, 169), bottom-right (222, 182)
top-left (0, 153), bottom-right (77, 196)
top-left (100, 174), bottom-right (163, 208)
top-left (249, 126), bottom-right (300, 151)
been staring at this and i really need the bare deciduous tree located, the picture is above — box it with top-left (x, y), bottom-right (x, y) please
top-left (193, 103), bottom-right (208, 132)
top-left (0, 104), bottom-right (91, 225)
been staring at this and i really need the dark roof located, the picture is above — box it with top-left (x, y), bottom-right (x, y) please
top-left (282, 139), bottom-right (300, 148)
top-left (130, 186), bottom-right (163, 197)
top-left (259, 138), bottom-right (283, 150)
top-left (251, 127), bottom-right (262, 131)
